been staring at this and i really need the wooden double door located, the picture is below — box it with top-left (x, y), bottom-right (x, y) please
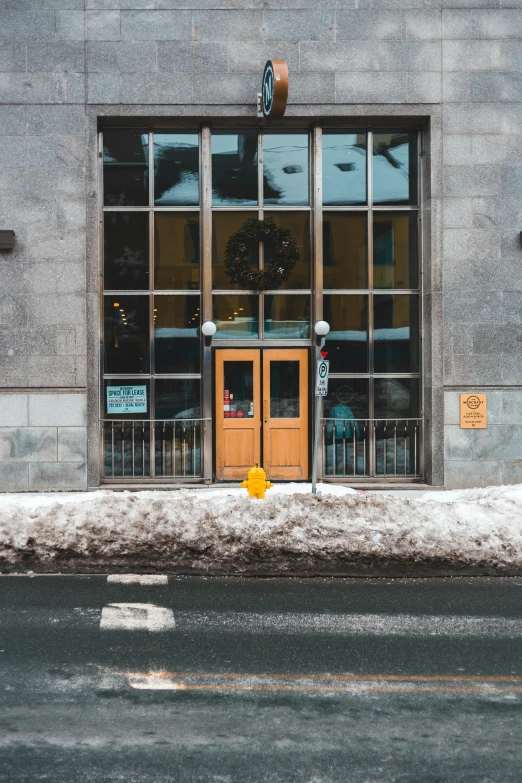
top-left (215, 349), bottom-right (309, 481)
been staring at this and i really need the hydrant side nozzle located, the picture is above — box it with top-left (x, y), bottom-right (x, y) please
top-left (240, 480), bottom-right (248, 488)
top-left (266, 481), bottom-right (272, 489)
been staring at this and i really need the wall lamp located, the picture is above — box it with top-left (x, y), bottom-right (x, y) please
top-left (0, 231), bottom-right (15, 251)
top-left (314, 320), bottom-right (330, 347)
top-left (201, 320), bottom-right (217, 346)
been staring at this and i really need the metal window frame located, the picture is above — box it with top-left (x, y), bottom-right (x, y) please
top-left (99, 123), bottom-right (424, 484)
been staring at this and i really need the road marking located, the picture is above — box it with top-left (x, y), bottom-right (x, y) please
top-left (171, 612), bottom-right (522, 638)
top-left (116, 671), bottom-right (522, 696)
top-left (107, 575), bottom-right (168, 585)
top-left (100, 603), bottom-right (175, 632)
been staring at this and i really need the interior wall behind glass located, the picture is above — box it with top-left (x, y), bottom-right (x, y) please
top-left (323, 212), bottom-right (367, 289)
top-left (154, 213), bottom-right (200, 290)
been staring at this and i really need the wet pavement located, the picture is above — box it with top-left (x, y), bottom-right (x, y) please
top-left (0, 575), bottom-right (521, 782)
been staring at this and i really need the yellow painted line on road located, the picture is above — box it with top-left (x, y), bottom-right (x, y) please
top-left (116, 671), bottom-right (522, 695)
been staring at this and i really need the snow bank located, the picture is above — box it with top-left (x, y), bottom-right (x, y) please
top-left (0, 483), bottom-right (521, 575)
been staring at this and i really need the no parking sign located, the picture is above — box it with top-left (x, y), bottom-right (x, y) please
top-left (315, 359), bottom-right (329, 397)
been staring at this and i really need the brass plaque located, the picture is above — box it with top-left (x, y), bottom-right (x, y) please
top-left (460, 394), bottom-right (487, 429)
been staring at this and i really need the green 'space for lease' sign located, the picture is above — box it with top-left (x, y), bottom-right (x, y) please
top-left (107, 386), bottom-right (147, 414)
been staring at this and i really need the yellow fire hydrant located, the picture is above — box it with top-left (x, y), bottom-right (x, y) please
top-left (240, 464), bottom-right (272, 499)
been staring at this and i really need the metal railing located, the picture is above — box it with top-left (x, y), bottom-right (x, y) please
top-left (102, 419), bottom-right (206, 479)
top-left (321, 418), bottom-right (422, 479)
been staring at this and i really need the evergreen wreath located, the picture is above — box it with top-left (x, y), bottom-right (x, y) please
top-left (224, 217), bottom-right (300, 291)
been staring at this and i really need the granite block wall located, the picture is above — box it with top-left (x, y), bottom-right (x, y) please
top-left (0, 0), bottom-right (521, 489)
top-left (0, 392), bottom-right (87, 491)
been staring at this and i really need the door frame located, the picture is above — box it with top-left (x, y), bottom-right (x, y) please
top-left (214, 347), bottom-right (310, 481)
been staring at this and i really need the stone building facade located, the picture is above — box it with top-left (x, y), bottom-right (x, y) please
top-left (0, 0), bottom-right (521, 491)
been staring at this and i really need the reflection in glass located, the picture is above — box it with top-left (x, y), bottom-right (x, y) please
top-left (373, 213), bottom-right (418, 290)
top-left (213, 295), bottom-right (258, 338)
top-left (212, 131), bottom-right (258, 206)
top-left (103, 129), bottom-right (149, 206)
top-left (374, 378), bottom-right (420, 476)
top-left (212, 212), bottom-right (258, 289)
top-left (154, 132), bottom-right (199, 205)
top-left (374, 378), bottom-right (420, 419)
top-left (323, 378), bottom-right (370, 477)
top-left (374, 294), bottom-right (419, 373)
top-left (155, 379), bottom-right (201, 419)
top-left (154, 295), bottom-right (200, 374)
top-left (373, 131), bottom-right (418, 206)
top-left (103, 295), bottom-right (149, 374)
top-left (323, 295), bottom-right (368, 373)
top-left (223, 362), bottom-right (254, 418)
top-left (154, 213), bottom-right (200, 290)
top-left (270, 361), bottom-right (299, 418)
top-left (263, 133), bottom-right (309, 205)
top-left (264, 212), bottom-right (310, 289)
top-left (322, 132), bottom-right (366, 205)
top-left (104, 213), bottom-right (149, 291)
top-left (323, 213), bottom-right (367, 289)
top-left (264, 295), bottom-right (310, 339)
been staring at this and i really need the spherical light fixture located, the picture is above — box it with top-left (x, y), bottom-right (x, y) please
top-left (201, 321), bottom-right (217, 337)
top-left (314, 320), bottom-right (330, 337)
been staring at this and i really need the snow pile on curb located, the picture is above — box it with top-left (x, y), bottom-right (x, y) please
top-left (0, 483), bottom-right (521, 575)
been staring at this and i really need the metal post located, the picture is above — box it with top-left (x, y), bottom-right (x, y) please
top-left (311, 339), bottom-right (323, 495)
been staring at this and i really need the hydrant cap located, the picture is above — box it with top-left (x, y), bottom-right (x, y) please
top-left (247, 464), bottom-right (267, 480)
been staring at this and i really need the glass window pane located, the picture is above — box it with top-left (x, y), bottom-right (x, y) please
top-left (373, 213), bottom-right (418, 290)
top-left (103, 295), bottom-right (149, 374)
top-left (154, 295), bottom-right (200, 374)
top-left (212, 212), bottom-right (259, 290)
top-left (263, 132), bottom-right (309, 206)
top-left (374, 294), bottom-right (419, 373)
top-left (323, 378), bottom-right (370, 478)
top-left (155, 379), bottom-right (201, 419)
top-left (324, 378), bottom-right (369, 421)
top-left (374, 378), bottom-right (420, 419)
top-left (104, 213), bottom-right (149, 291)
top-left (224, 361), bottom-right (254, 418)
top-left (323, 132), bottom-right (367, 206)
top-left (213, 295), bottom-right (258, 338)
top-left (103, 129), bottom-right (149, 207)
top-left (373, 131), bottom-right (418, 206)
top-left (154, 132), bottom-right (199, 206)
top-left (104, 378), bottom-right (150, 420)
top-left (270, 361), bottom-right (299, 418)
top-left (323, 295), bottom-right (368, 374)
top-left (264, 295), bottom-right (310, 339)
top-left (212, 131), bottom-right (258, 206)
top-left (323, 212), bottom-right (367, 290)
top-left (264, 211), bottom-right (310, 290)
top-left (154, 213), bottom-right (199, 291)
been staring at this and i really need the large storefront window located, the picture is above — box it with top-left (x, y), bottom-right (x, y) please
top-left (322, 129), bottom-right (420, 478)
top-left (101, 125), bottom-right (421, 481)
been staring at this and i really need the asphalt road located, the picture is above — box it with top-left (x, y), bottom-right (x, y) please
top-left (0, 575), bottom-right (521, 783)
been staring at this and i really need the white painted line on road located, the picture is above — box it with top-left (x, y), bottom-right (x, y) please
top-left (107, 575), bottom-right (168, 585)
top-left (172, 612), bottom-right (522, 638)
top-left (100, 603), bottom-right (175, 632)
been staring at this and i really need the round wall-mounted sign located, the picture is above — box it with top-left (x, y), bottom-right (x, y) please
top-left (262, 60), bottom-right (289, 120)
